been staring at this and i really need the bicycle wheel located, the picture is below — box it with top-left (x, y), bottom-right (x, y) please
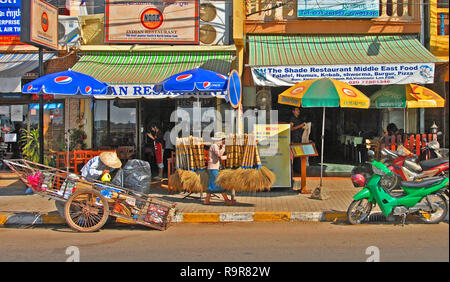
top-left (64, 189), bottom-right (109, 232)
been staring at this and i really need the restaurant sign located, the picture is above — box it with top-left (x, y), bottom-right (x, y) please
top-left (99, 85), bottom-right (226, 99)
top-left (251, 63), bottom-right (435, 87)
top-left (20, 0), bottom-right (58, 50)
top-left (298, 0), bottom-right (379, 18)
top-left (105, 0), bottom-right (199, 44)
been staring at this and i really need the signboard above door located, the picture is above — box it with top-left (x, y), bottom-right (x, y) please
top-left (20, 0), bottom-right (58, 50)
top-left (298, 0), bottom-right (379, 18)
top-left (105, 0), bottom-right (199, 44)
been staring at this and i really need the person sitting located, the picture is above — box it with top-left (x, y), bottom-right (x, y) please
top-left (80, 151), bottom-right (122, 181)
top-left (379, 123), bottom-right (400, 147)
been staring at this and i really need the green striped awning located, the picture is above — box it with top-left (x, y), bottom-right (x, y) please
top-left (71, 51), bottom-right (235, 84)
top-left (248, 35), bottom-right (443, 67)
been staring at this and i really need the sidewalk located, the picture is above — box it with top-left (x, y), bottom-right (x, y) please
top-left (0, 171), bottom-right (356, 226)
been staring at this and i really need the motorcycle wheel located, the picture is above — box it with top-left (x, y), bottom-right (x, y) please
top-left (347, 199), bottom-right (372, 225)
top-left (417, 193), bottom-right (448, 224)
top-left (379, 174), bottom-right (400, 193)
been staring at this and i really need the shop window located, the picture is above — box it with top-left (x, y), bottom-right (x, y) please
top-left (29, 101), bottom-right (65, 153)
top-left (110, 100), bottom-right (136, 147)
top-left (176, 98), bottom-right (218, 136)
top-left (93, 100), bottom-right (108, 148)
top-left (93, 99), bottom-right (136, 148)
top-left (438, 0), bottom-right (449, 8)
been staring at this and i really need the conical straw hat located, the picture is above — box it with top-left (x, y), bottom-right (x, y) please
top-left (99, 152), bottom-right (122, 169)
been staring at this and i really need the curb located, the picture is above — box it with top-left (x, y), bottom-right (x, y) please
top-left (0, 211), bottom-right (344, 226)
top-left (1, 211), bottom-right (432, 227)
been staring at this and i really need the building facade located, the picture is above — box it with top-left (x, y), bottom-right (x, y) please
top-left (234, 0), bottom-right (446, 163)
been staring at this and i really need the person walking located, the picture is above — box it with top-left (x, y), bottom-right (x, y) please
top-left (203, 132), bottom-right (235, 206)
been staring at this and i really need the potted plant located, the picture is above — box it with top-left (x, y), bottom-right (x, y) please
top-left (20, 127), bottom-right (40, 163)
top-left (70, 126), bottom-right (87, 151)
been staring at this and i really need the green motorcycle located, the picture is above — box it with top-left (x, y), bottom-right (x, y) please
top-left (348, 160), bottom-right (449, 225)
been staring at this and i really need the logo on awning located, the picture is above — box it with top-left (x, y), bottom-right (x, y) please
top-left (54, 76), bottom-right (72, 84)
top-left (176, 74), bottom-right (193, 82)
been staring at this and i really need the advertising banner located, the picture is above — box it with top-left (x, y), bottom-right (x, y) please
top-left (0, 0), bottom-right (22, 45)
top-left (20, 0), bottom-right (58, 50)
top-left (298, 0), bottom-right (379, 18)
top-left (105, 0), bottom-right (199, 44)
top-left (255, 124), bottom-right (291, 188)
top-left (251, 63), bottom-right (435, 87)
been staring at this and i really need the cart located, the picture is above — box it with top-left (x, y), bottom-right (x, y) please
top-left (3, 159), bottom-right (176, 232)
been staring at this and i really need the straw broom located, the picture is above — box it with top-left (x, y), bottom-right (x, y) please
top-left (231, 134), bottom-right (250, 192)
top-left (215, 168), bottom-right (235, 191)
top-left (216, 134), bottom-right (240, 191)
top-left (196, 137), bottom-right (209, 192)
top-left (241, 136), bottom-right (265, 192)
top-left (168, 138), bottom-right (189, 193)
top-left (179, 136), bottom-right (202, 193)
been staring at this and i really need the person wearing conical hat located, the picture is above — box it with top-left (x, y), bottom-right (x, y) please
top-left (204, 132), bottom-right (235, 206)
top-left (80, 151), bottom-right (122, 181)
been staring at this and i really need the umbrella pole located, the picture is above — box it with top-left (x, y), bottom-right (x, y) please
top-left (320, 107), bottom-right (325, 187)
top-left (38, 47), bottom-right (44, 165)
top-left (404, 108), bottom-right (406, 133)
top-left (67, 97), bottom-right (70, 174)
top-left (311, 107), bottom-right (329, 200)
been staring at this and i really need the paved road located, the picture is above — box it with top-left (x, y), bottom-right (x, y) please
top-left (0, 221), bottom-right (448, 262)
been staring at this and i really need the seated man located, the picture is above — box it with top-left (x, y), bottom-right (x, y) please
top-left (80, 152), bottom-right (122, 181)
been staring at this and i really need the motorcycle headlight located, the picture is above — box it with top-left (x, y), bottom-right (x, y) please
top-left (371, 164), bottom-right (386, 176)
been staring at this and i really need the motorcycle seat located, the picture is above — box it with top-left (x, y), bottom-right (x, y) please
top-left (401, 176), bottom-right (446, 189)
top-left (419, 157), bottom-right (449, 171)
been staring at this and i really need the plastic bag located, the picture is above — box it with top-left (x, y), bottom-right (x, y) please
top-left (112, 159), bottom-right (152, 194)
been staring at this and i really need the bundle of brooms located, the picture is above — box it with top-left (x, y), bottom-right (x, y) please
top-left (216, 134), bottom-right (275, 193)
top-left (168, 136), bottom-right (208, 194)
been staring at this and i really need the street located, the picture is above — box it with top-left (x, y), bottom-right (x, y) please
top-left (0, 221), bottom-right (448, 262)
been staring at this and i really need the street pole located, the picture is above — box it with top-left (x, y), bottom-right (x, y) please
top-left (39, 47), bottom-right (44, 164)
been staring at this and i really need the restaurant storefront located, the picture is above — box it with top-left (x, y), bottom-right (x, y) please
top-left (243, 34), bottom-right (444, 164)
top-left (0, 52), bottom-right (61, 166)
top-left (70, 46), bottom-right (236, 175)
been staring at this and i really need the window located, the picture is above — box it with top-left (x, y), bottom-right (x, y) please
top-left (93, 99), bottom-right (136, 148)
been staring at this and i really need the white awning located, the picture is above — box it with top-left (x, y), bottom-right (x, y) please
top-left (0, 53), bottom-right (54, 93)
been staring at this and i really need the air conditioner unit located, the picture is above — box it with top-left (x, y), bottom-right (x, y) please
top-left (199, 0), bottom-right (231, 45)
top-left (58, 15), bottom-right (80, 47)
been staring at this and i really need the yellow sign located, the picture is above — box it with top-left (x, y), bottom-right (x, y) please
top-left (255, 124), bottom-right (291, 188)
top-left (290, 143), bottom-right (319, 157)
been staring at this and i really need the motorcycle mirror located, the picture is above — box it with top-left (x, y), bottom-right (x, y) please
top-left (367, 150), bottom-right (375, 161)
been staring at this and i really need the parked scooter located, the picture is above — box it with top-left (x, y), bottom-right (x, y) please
top-left (380, 144), bottom-right (449, 193)
top-left (348, 159), bottom-right (448, 225)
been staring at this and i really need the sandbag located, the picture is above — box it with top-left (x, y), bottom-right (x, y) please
top-left (112, 159), bottom-right (152, 194)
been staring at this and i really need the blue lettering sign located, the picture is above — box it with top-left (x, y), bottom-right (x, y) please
top-left (0, 0), bottom-right (21, 36)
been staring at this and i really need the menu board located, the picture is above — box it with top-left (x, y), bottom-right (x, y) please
top-left (290, 143), bottom-right (318, 157)
top-left (255, 124), bottom-right (291, 188)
